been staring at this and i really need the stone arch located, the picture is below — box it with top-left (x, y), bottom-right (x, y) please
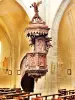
top-left (50, 0), bottom-right (71, 92)
top-left (57, 0), bottom-right (75, 90)
top-left (51, 0), bottom-right (71, 60)
top-left (16, 0), bottom-right (31, 19)
top-left (0, 17), bottom-right (12, 45)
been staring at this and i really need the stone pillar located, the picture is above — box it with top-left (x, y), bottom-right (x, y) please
top-left (10, 45), bottom-right (16, 88)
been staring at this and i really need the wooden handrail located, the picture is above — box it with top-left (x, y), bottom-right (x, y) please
top-left (4, 92), bottom-right (41, 99)
top-left (34, 93), bottom-right (61, 100)
top-left (18, 93), bottom-right (41, 100)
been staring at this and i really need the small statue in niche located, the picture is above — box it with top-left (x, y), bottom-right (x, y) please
top-left (3, 57), bottom-right (8, 71)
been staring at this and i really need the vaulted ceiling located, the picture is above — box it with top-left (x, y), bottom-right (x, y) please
top-left (0, 0), bottom-right (30, 57)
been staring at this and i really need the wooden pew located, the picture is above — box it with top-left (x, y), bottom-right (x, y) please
top-left (32, 93), bottom-right (60, 100)
top-left (59, 94), bottom-right (75, 100)
top-left (3, 92), bottom-right (41, 100)
top-left (0, 88), bottom-right (22, 93)
top-left (0, 91), bottom-right (17, 99)
top-left (32, 97), bottom-right (43, 100)
top-left (17, 92), bottom-right (41, 100)
top-left (58, 89), bottom-right (69, 96)
top-left (0, 88), bottom-right (10, 92)
top-left (4, 92), bottom-right (28, 99)
top-left (60, 95), bottom-right (71, 100)
top-left (0, 88), bottom-right (23, 99)
top-left (58, 89), bottom-right (75, 95)
top-left (0, 88), bottom-right (23, 100)
top-left (31, 91), bottom-right (75, 100)
top-left (69, 90), bottom-right (75, 95)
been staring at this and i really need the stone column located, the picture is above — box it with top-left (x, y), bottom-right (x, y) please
top-left (10, 45), bottom-right (16, 88)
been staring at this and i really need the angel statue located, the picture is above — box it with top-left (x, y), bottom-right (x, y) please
top-left (30, 1), bottom-right (43, 23)
top-left (30, 1), bottom-right (42, 15)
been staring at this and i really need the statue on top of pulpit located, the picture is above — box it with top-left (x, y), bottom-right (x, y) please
top-left (30, 1), bottom-right (42, 15)
top-left (30, 1), bottom-right (43, 23)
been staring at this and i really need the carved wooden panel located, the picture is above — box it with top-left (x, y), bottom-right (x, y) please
top-left (27, 53), bottom-right (37, 68)
top-left (38, 54), bottom-right (46, 67)
top-left (24, 53), bottom-right (46, 69)
top-left (35, 38), bottom-right (46, 52)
